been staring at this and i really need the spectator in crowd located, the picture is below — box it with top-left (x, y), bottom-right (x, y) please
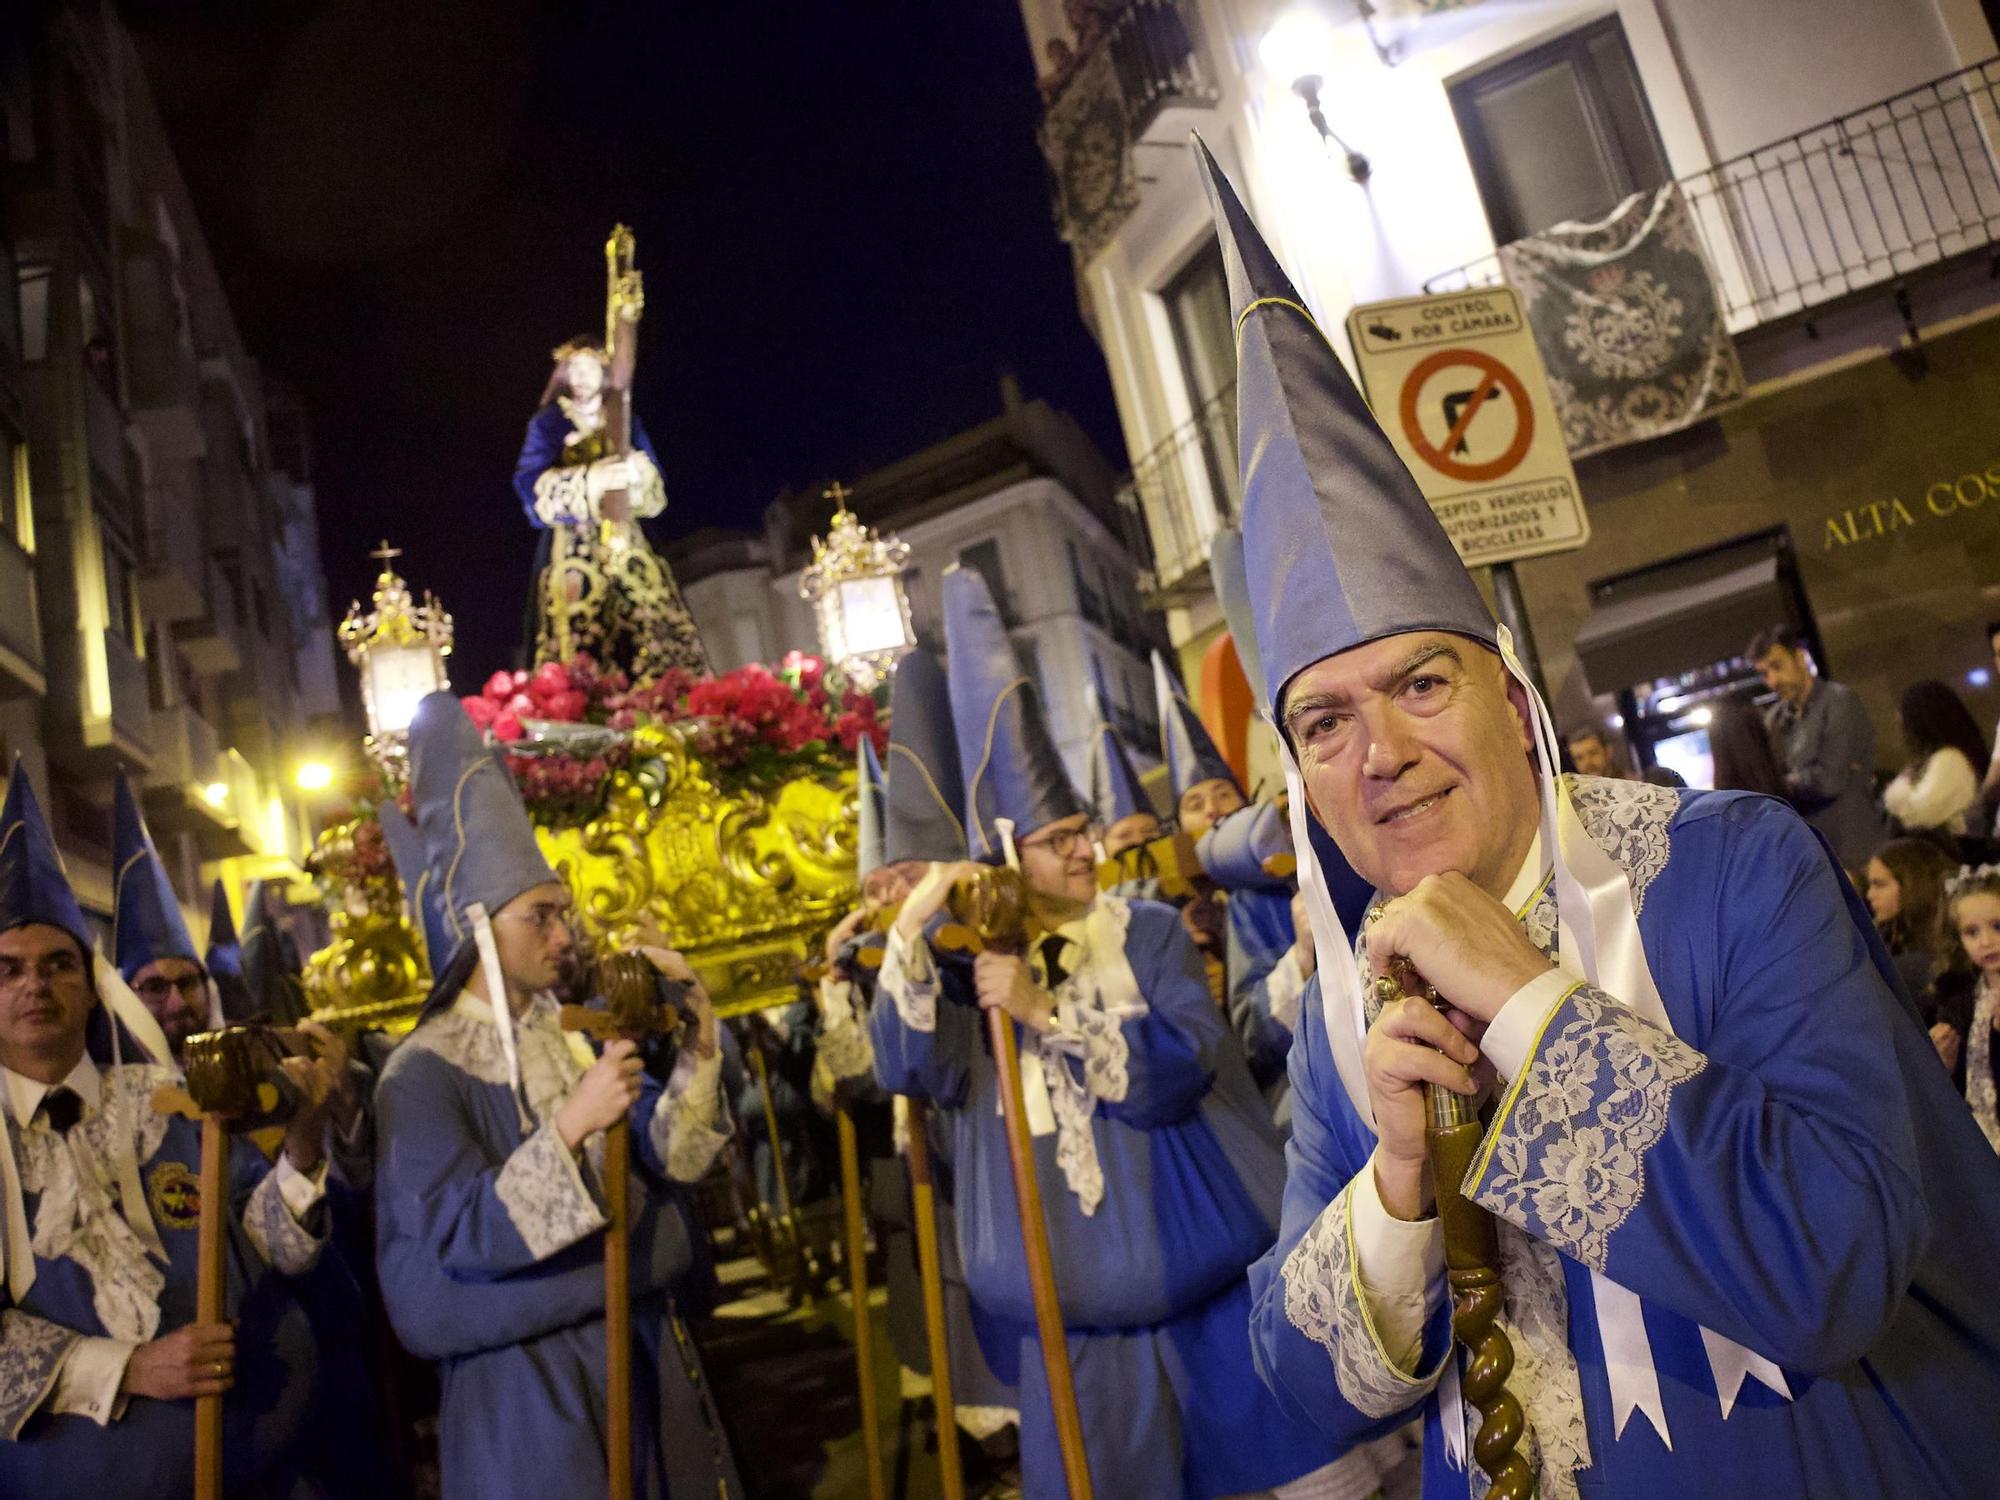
top-left (1564, 725), bottom-right (1627, 779)
top-left (1751, 624), bottom-right (1883, 868)
top-left (1709, 693), bottom-right (1789, 797)
top-left (1884, 680), bottom-right (1989, 840)
top-left (1976, 621), bottom-right (2000, 834)
top-left (1865, 836), bottom-right (1958, 1003)
top-left (1924, 864), bottom-right (2000, 1148)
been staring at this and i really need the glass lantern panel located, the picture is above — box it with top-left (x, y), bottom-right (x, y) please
top-left (366, 643), bottom-right (444, 736)
top-left (837, 575), bottom-right (908, 657)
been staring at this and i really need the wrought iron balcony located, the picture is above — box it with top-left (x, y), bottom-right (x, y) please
top-left (1113, 380), bottom-right (1238, 606)
top-left (1425, 58), bottom-right (2000, 332)
top-left (1040, 0), bottom-right (1220, 260)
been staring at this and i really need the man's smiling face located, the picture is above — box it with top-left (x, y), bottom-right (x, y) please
top-left (1281, 631), bottom-right (1540, 899)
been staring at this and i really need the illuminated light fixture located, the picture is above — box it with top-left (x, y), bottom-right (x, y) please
top-left (1689, 706), bottom-right (1715, 727)
top-left (799, 482), bottom-right (914, 692)
top-left (202, 781), bottom-right (230, 807)
top-left (1259, 7), bottom-right (1372, 182)
top-left (338, 541), bottom-right (454, 775)
top-left (295, 761), bottom-right (334, 793)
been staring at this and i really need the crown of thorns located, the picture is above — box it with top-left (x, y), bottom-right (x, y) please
top-left (1946, 863), bottom-right (2000, 897)
top-left (551, 340), bottom-right (609, 364)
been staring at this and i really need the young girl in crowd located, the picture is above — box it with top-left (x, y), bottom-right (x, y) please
top-left (1928, 864), bottom-right (2000, 1150)
top-left (1867, 837), bottom-right (1958, 1001)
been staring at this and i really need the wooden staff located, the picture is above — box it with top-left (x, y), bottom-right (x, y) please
top-left (1372, 948), bottom-right (1531, 1500)
top-left (903, 1097), bottom-right (964, 1500)
top-left (944, 866), bottom-right (1094, 1500)
top-left (747, 1028), bottom-right (814, 1300)
top-left (194, 1112), bottom-right (226, 1500)
top-left (835, 1105), bottom-right (888, 1500)
top-left (563, 953), bottom-right (692, 1500)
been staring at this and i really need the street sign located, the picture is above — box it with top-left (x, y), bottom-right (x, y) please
top-left (1347, 288), bottom-right (1587, 567)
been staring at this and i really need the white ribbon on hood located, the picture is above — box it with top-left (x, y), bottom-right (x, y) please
top-left (1281, 624), bottom-right (1789, 1473)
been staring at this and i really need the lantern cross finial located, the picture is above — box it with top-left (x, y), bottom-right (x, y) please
top-left (823, 481), bottom-right (854, 513)
top-left (369, 540), bottom-right (403, 566)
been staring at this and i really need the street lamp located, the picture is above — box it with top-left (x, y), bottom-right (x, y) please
top-left (338, 541), bottom-right (454, 773)
top-left (1259, 7), bottom-right (1372, 183)
top-left (295, 760), bottom-right (335, 794)
top-left (799, 482), bottom-right (914, 691)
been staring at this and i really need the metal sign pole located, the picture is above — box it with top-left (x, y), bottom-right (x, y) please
top-left (1489, 561), bottom-right (1550, 705)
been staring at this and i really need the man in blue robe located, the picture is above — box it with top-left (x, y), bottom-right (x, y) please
top-left (1191, 139), bottom-right (2000, 1500)
top-left (0, 758), bottom-right (339, 1499)
top-left (513, 340), bottom-right (708, 679)
top-left (372, 693), bottom-right (741, 1499)
top-left (1082, 666), bottom-right (1163, 901)
top-left (869, 565), bottom-right (1357, 1499)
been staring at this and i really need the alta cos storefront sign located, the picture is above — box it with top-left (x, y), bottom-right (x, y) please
top-left (1822, 456), bottom-right (2000, 548)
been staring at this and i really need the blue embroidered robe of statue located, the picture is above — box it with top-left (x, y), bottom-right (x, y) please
top-left (0, 1065), bottom-right (323, 1500)
top-left (373, 995), bottom-right (741, 1500)
top-left (869, 896), bottom-right (1345, 1498)
top-left (1253, 779), bottom-right (2000, 1499)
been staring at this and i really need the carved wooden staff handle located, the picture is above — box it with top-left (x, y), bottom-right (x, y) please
top-left (1375, 956), bottom-right (1534, 1500)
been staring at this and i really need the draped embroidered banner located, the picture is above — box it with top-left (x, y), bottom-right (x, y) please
top-left (1498, 184), bottom-right (1745, 458)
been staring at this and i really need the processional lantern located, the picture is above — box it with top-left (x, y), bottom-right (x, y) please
top-left (799, 482), bottom-right (914, 690)
top-left (338, 541), bottom-right (454, 771)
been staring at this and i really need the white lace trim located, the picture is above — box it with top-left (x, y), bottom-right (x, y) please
top-left (1966, 976), bottom-right (2000, 1150)
top-left (0, 1308), bottom-right (76, 1438)
top-left (1470, 986), bottom-right (1706, 1273)
top-left (880, 928), bottom-right (938, 1034)
top-left (1279, 1182), bottom-right (1445, 1419)
top-left (532, 464), bottom-right (593, 526)
top-left (650, 1054), bottom-right (731, 1184)
top-left (16, 1066), bottom-right (173, 1346)
top-left (1032, 896), bottom-right (1146, 1216)
top-left (1498, 1231), bottom-right (1588, 1500)
top-left (1565, 774), bottom-right (1680, 914)
top-left (494, 1120), bottom-right (607, 1260)
top-left (816, 977), bottom-right (876, 1082)
top-left (241, 1166), bottom-right (323, 1275)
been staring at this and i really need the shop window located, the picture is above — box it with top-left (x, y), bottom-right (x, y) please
top-left (1449, 17), bottom-right (1670, 247)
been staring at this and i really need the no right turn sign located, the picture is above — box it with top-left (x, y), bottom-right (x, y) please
top-left (1347, 288), bottom-right (1588, 567)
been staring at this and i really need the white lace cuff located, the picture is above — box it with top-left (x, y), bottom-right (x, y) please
top-left (243, 1161), bottom-right (326, 1275)
top-left (50, 1334), bottom-right (134, 1426)
top-left (532, 464), bottom-right (593, 525)
top-left (1280, 1179), bottom-right (1450, 1418)
top-left (0, 1311), bottom-right (81, 1437)
top-left (626, 449), bottom-right (667, 518)
top-left (651, 1050), bottom-right (731, 1183)
top-left (1266, 947), bottom-right (1308, 1033)
top-left (1349, 1155), bottom-right (1445, 1372)
top-left (496, 1120), bottom-right (608, 1259)
top-left (1049, 1000), bottom-right (1131, 1103)
top-left (881, 927), bottom-right (939, 1033)
top-left (1467, 983), bottom-right (1705, 1273)
top-left (1479, 969), bottom-right (1574, 1081)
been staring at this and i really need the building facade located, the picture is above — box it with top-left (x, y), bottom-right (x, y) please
top-left (667, 380), bottom-right (1171, 797)
top-left (0, 4), bottom-right (341, 952)
top-left (1023, 0), bottom-right (2000, 780)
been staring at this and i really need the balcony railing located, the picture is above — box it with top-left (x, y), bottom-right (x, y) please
top-left (1113, 380), bottom-right (1238, 604)
top-left (1041, 0), bottom-right (1219, 257)
top-left (1425, 58), bottom-right (2000, 332)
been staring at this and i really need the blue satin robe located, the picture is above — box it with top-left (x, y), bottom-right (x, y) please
top-left (870, 898), bottom-right (1345, 1498)
top-left (1254, 787), bottom-right (2000, 1498)
top-left (373, 1018), bottom-right (739, 1500)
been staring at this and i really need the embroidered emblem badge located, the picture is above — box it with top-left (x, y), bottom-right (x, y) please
top-left (146, 1160), bottom-right (201, 1230)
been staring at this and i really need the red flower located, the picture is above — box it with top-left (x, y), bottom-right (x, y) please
top-left (506, 692), bottom-right (536, 717)
top-left (540, 689), bottom-right (588, 723)
top-left (492, 712), bottom-right (525, 743)
top-left (484, 670), bottom-right (514, 701)
top-left (461, 695), bottom-right (499, 730)
top-left (530, 661), bottom-right (571, 700)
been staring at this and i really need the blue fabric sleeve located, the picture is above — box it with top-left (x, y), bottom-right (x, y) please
top-left (1227, 898), bottom-right (1293, 1092)
top-left (1245, 974), bottom-right (1448, 1440)
top-left (1468, 801), bottom-right (1929, 1373)
top-left (1093, 903), bottom-right (1219, 1129)
top-left (512, 405), bottom-right (565, 527)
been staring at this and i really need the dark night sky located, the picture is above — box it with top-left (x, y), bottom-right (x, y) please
top-left (120, 0), bottom-right (1124, 685)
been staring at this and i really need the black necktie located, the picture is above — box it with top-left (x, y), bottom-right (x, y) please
top-left (40, 1086), bottom-right (83, 1136)
top-left (1039, 934), bottom-right (1071, 990)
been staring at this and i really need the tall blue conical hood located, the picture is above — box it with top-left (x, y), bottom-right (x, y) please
top-left (1190, 137), bottom-right (1494, 718)
top-left (1207, 528), bottom-right (1268, 718)
top-left (882, 650), bottom-right (968, 866)
top-left (204, 880), bottom-right (241, 979)
top-left (942, 565), bottom-right (1083, 858)
top-left (0, 757), bottom-right (89, 953)
top-left (112, 770), bottom-right (197, 981)
top-left (239, 879), bottom-right (306, 1024)
top-left (376, 803), bottom-right (451, 977)
top-left (410, 690), bottom-right (556, 953)
top-left (856, 736), bottom-right (886, 878)
top-left (1084, 661), bottom-right (1149, 826)
top-left (1152, 651), bottom-right (1237, 801)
